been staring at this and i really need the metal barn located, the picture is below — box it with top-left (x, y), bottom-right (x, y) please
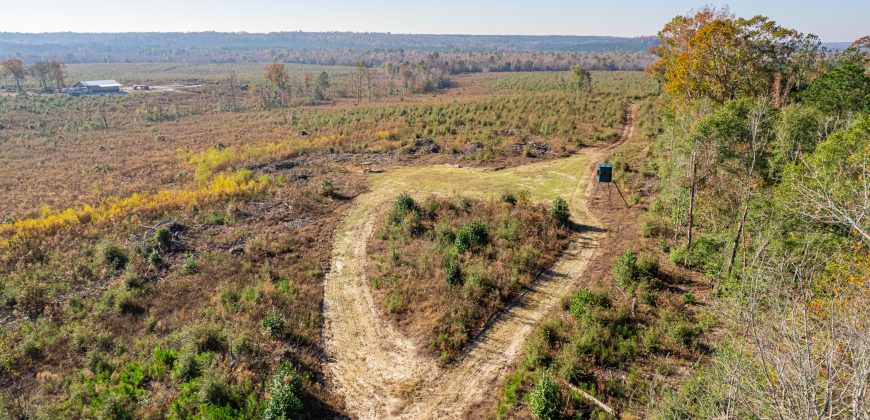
top-left (75, 80), bottom-right (122, 93)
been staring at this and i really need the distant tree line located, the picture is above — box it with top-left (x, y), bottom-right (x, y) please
top-left (253, 54), bottom-right (453, 108)
top-left (0, 32), bottom-right (657, 72)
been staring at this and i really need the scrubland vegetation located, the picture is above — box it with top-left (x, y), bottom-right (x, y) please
top-left (0, 163), bottom-right (364, 417)
top-left (0, 71), bottom-right (654, 220)
top-left (0, 51), bottom-right (652, 416)
top-left (367, 193), bottom-right (570, 362)
top-left (0, 7), bottom-right (867, 418)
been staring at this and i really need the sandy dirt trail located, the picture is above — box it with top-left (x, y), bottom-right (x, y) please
top-left (322, 105), bottom-right (638, 419)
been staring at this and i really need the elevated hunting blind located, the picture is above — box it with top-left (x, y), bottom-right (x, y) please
top-left (596, 163), bottom-right (613, 183)
top-left (593, 162), bottom-right (629, 208)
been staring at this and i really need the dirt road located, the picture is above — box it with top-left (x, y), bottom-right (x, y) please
top-left (322, 104), bottom-right (638, 418)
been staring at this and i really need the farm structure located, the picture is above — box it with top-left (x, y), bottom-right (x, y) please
top-left (75, 80), bottom-right (122, 93)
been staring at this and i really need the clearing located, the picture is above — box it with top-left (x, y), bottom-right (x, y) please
top-left (322, 105), bottom-right (637, 418)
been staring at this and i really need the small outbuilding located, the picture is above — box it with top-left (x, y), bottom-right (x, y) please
top-left (76, 80), bottom-right (122, 93)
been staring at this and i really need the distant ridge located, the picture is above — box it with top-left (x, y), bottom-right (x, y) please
top-left (0, 32), bottom-right (658, 64)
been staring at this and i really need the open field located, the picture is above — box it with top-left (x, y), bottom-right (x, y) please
top-left (0, 71), bottom-right (657, 220)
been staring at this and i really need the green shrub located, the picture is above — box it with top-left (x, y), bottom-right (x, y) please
top-left (555, 349), bottom-right (593, 386)
top-left (668, 236), bottom-right (723, 275)
top-left (454, 220), bottom-right (489, 253)
top-left (500, 190), bottom-right (517, 205)
top-left (197, 375), bottom-right (237, 407)
top-left (262, 311), bottom-right (286, 338)
top-left (193, 326), bottom-right (227, 353)
top-left (113, 288), bottom-right (141, 314)
top-left (639, 214), bottom-right (668, 238)
top-left (392, 193), bottom-right (418, 214)
top-left (434, 221), bottom-right (456, 248)
top-left (263, 362), bottom-right (303, 420)
top-left (568, 288), bottom-right (611, 319)
top-left (636, 250), bottom-right (659, 278)
top-left (385, 292), bottom-right (405, 313)
top-left (147, 249), bottom-right (162, 268)
top-left (443, 259), bottom-right (463, 286)
top-left (635, 282), bottom-right (658, 306)
top-left (527, 370), bottom-right (563, 420)
top-left (208, 212), bottom-right (227, 225)
top-left (153, 227), bottom-right (172, 250)
top-left (456, 196), bottom-right (471, 210)
top-left (182, 253), bottom-right (198, 274)
top-left (612, 250), bottom-right (638, 288)
top-left (122, 268), bottom-right (144, 289)
top-left (96, 242), bottom-right (128, 272)
top-left (511, 245), bottom-right (539, 274)
top-left (501, 370), bottom-right (524, 407)
top-left (153, 346), bottom-right (177, 368)
top-left (549, 197), bottom-right (570, 225)
top-left (669, 322), bottom-right (703, 350)
top-left (522, 332), bottom-right (551, 370)
top-left (683, 292), bottom-right (696, 305)
top-left (398, 210), bottom-right (423, 237)
top-left (172, 344), bottom-right (200, 381)
top-left (421, 196), bottom-right (440, 219)
top-left (496, 217), bottom-right (521, 245)
top-left (318, 178), bottom-right (334, 196)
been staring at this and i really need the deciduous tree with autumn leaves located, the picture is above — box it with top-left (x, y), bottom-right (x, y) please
top-left (649, 6), bottom-right (822, 106)
top-left (647, 7), bottom-right (869, 418)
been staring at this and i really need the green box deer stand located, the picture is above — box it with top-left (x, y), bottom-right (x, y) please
top-left (594, 163), bottom-right (629, 208)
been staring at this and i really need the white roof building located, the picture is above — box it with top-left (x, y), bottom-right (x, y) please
top-left (77, 80), bottom-right (122, 88)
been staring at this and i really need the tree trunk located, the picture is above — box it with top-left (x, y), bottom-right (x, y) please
top-left (727, 191), bottom-right (751, 275)
top-left (687, 149), bottom-right (697, 249)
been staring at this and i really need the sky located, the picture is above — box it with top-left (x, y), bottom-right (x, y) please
top-left (2, 0), bottom-right (867, 41)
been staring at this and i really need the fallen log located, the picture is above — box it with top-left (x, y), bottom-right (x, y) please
top-left (566, 382), bottom-right (616, 416)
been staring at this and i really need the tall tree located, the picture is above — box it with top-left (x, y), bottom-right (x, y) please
top-left (48, 59), bottom-right (66, 90)
top-left (314, 71), bottom-right (329, 100)
top-left (780, 115), bottom-right (870, 245)
top-left (800, 60), bottom-right (870, 117)
top-left (30, 60), bottom-right (52, 91)
top-left (1, 58), bottom-right (28, 92)
top-left (355, 60), bottom-right (367, 102)
top-left (571, 65), bottom-right (592, 91)
top-left (225, 71), bottom-right (239, 111)
top-left (264, 63), bottom-right (289, 90)
top-left (263, 62), bottom-right (290, 106)
top-left (649, 7), bottom-right (821, 105)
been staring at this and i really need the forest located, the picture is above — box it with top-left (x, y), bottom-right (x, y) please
top-left (0, 32), bottom-right (656, 72)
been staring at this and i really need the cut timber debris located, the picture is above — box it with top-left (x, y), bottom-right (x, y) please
top-left (566, 382), bottom-right (616, 416)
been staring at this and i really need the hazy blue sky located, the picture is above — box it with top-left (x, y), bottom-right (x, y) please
top-left (4, 0), bottom-right (867, 41)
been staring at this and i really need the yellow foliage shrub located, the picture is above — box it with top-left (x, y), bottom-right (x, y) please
top-left (0, 170), bottom-right (270, 248)
top-left (185, 140), bottom-right (308, 184)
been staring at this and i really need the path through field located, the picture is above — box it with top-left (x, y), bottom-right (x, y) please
top-left (322, 105), bottom-right (637, 418)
